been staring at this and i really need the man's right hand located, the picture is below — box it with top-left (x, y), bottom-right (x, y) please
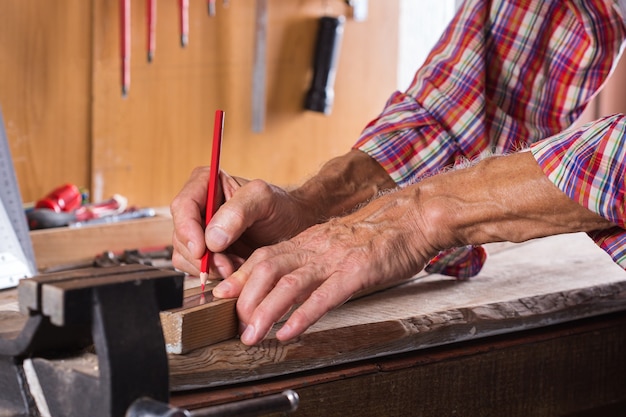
top-left (170, 167), bottom-right (317, 279)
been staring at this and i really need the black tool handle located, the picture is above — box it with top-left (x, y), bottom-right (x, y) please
top-left (304, 16), bottom-right (345, 115)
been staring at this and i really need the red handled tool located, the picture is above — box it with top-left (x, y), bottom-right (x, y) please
top-left (147, 0), bottom-right (157, 62)
top-left (179, 0), bottom-right (189, 47)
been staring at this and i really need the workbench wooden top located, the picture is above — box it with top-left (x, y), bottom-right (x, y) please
top-left (2, 233), bottom-right (626, 394)
top-left (167, 233), bottom-right (626, 391)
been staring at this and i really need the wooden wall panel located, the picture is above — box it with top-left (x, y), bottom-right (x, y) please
top-left (0, 1), bottom-right (399, 208)
top-left (0, 1), bottom-right (92, 203)
top-left (91, 0), bottom-right (399, 207)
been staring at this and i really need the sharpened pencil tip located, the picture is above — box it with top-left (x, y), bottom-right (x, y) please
top-left (199, 271), bottom-right (209, 291)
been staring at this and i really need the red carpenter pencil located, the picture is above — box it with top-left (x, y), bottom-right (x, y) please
top-left (200, 110), bottom-right (225, 290)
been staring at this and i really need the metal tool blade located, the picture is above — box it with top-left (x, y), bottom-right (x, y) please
top-left (0, 107), bottom-right (36, 288)
top-left (251, 0), bottom-right (268, 133)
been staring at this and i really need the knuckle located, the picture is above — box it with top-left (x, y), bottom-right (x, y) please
top-left (249, 259), bottom-right (277, 279)
top-left (190, 165), bottom-right (210, 178)
top-left (288, 307), bottom-right (314, 329)
top-left (246, 178), bottom-right (271, 193)
top-left (236, 298), bottom-right (256, 321)
top-left (275, 274), bottom-right (301, 292)
top-left (171, 252), bottom-right (187, 272)
top-left (251, 246), bottom-right (274, 262)
top-left (169, 196), bottom-right (183, 215)
top-left (307, 287), bottom-right (332, 306)
top-left (245, 180), bottom-right (278, 204)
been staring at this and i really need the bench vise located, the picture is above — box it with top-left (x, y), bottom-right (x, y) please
top-left (0, 264), bottom-right (299, 417)
top-left (0, 264), bottom-right (185, 417)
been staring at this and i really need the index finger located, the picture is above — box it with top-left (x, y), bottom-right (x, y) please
top-left (170, 166), bottom-right (211, 260)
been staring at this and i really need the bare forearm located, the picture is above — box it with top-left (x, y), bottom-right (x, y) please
top-left (413, 151), bottom-right (614, 251)
top-left (291, 149), bottom-right (397, 222)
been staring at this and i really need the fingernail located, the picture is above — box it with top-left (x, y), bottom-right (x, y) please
top-left (187, 240), bottom-right (196, 253)
top-left (241, 324), bottom-right (256, 345)
top-left (206, 227), bottom-right (228, 249)
top-left (213, 280), bottom-right (232, 297)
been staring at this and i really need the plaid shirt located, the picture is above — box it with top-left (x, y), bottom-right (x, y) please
top-left (353, 0), bottom-right (626, 277)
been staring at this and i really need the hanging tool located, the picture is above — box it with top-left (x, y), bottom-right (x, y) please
top-left (147, 0), bottom-right (157, 62)
top-left (121, 0), bottom-right (131, 97)
top-left (0, 106), bottom-right (36, 289)
top-left (180, 0), bottom-right (189, 47)
top-left (251, 0), bottom-right (268, 132)
top-left (304, 15), bottom-right (345, 115)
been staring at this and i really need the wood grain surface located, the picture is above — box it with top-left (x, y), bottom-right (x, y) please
top-left (161, 282), bottom-right (237, 354)
top-left (30, 212), bottom-right (173, 271)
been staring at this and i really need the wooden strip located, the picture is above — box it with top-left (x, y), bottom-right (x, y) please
top-left (160, 282), bottom-right (237, 354)
top-left (30, 214), bottom-right (174, 271)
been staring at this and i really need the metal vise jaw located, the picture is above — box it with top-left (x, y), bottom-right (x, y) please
top-left (0, 264), bottom-right (185, 417)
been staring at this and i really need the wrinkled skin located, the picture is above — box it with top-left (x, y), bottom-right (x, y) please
top-left (171, 152), bottom-right (614, 345)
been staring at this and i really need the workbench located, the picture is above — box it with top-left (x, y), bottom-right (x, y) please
top-left (168, 233), bottom-right (626, 416)
top-left (2, 232), bottom-right (626, 416)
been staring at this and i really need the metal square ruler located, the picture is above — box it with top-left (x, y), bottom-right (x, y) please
top-left (0, 106), bottom-right (36, 289)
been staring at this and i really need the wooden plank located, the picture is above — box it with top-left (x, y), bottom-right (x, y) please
top-left (30, 212), bottom-right (173, 271)
top-left (167, 233), bottom-right (626, 391)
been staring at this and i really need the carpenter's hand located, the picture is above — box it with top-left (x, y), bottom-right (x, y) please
top-left (170, 167), bottom-right (318, 278)
top-left (212, 188), bottom-right (440, 345)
